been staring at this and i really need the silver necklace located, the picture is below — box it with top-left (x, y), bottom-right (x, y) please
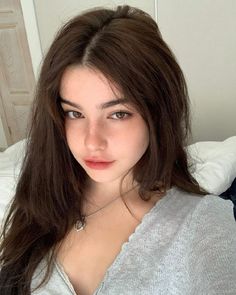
top-left (74, 185), bottom-right (138, 232)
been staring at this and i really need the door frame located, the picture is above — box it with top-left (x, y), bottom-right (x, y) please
top-left (20, 0), bottom-right (43, 79)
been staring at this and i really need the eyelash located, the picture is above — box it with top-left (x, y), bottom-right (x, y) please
top-left (63, 110), bottom-right (132, 120)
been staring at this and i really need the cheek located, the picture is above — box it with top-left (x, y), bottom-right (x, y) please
top-left (122, 123), bottom-right (149, 155)
top-left (64, 123), bottom-right (79, 151)
top-left (138, 126), bottom-right (149, 152)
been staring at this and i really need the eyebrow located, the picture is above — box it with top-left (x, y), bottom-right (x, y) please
top-left (60, 97), bottom-right (130, 110)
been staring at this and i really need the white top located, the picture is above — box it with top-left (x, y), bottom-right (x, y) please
top-left (31, 187), bottom-right (236, 294)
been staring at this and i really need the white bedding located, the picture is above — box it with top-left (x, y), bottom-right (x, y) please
top-left (0, 139), bottom-right (25, 223)
top-left (187, 136), bottom-right (236, 195)
top-left (0, 136), bottom-right (236, 223)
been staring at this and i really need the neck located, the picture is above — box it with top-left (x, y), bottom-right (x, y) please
top-left (82, 178), bottom-right (139, 215)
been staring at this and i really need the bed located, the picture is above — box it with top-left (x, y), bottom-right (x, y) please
top-left (0, 136), bottom-right (236, 224)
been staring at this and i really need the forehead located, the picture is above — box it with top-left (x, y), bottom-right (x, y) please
top-left (59, 65), bottom-right (121, 102)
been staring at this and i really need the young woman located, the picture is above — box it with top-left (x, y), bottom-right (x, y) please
top-left (0, 5), bottom-right (235, 295)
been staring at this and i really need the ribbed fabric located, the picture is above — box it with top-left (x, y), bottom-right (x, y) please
top-left (31, 187), bottom-right (236, 295)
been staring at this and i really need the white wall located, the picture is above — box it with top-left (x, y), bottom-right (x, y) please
top-left (158, 0), bottom-right (236, 142)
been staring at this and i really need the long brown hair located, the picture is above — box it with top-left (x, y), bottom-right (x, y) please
top-left (0, 5), bottom-right (206, 294)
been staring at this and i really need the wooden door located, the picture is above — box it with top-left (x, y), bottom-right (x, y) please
top-left (0, 0), bottom-right (35, 146)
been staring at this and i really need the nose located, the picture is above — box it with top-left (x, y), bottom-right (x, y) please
top-left (84, 122), bottom-right (107, 152)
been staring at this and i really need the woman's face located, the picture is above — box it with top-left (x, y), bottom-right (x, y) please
top-left (60, 66), bottom-right (149, 186)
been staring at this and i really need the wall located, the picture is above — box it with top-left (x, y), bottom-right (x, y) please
top-left (158, 0), bottom-right (236, 142)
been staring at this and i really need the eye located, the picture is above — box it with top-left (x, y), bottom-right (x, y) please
top-left (109, 111), bottom-right (132, 120)
top-left (64, 110), bottom-right (83, 119)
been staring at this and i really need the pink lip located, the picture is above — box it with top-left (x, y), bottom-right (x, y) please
top-left (84, 157), bottom-right (112, 162)
top-left (84, 160), bottom-right (114, 170)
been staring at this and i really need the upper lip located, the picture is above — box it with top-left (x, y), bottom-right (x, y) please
top-left (84, 158), bottom-right (113, 163)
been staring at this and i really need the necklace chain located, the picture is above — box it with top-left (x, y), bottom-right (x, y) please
top-left (75, 185), bottom-right (138, 232)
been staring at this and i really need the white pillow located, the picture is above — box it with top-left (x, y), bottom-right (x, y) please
top-left (187, 136), bottom-right (236, 195)
top-left (0, 139), bottom-right (26, 175)
top-left (0, 139), bottom-right (26, 223)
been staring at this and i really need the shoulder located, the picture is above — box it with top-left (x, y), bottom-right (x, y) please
top-left (177, 190), bottom-right (236, 254)
top-left (164, 187), bottom-right (236, 237)
top-left (170, 187), bottom-right (235, 223)
top-left (189, 193), bottom-right (235, 228)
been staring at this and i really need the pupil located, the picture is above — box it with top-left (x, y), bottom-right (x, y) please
top-left (73, 111), bottom-right (79, 118)
top-left (117, 112), bottom-right (123, 118)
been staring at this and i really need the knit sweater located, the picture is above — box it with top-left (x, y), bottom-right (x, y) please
top-left (31, 187), bottom-right (236, 295)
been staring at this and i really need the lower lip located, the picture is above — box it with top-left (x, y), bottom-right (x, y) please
top-left (84, 160), bottom-right (114, 170)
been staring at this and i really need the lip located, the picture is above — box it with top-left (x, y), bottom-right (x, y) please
top-left (84, 158), bottom-right (112, 162)
top-left (84, 160), bottom-right (115, 170)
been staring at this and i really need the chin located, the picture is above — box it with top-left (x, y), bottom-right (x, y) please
top-left (85, 173), bottom-right (119, 184)
top-left (83, 168), bottom-right (128, 184)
